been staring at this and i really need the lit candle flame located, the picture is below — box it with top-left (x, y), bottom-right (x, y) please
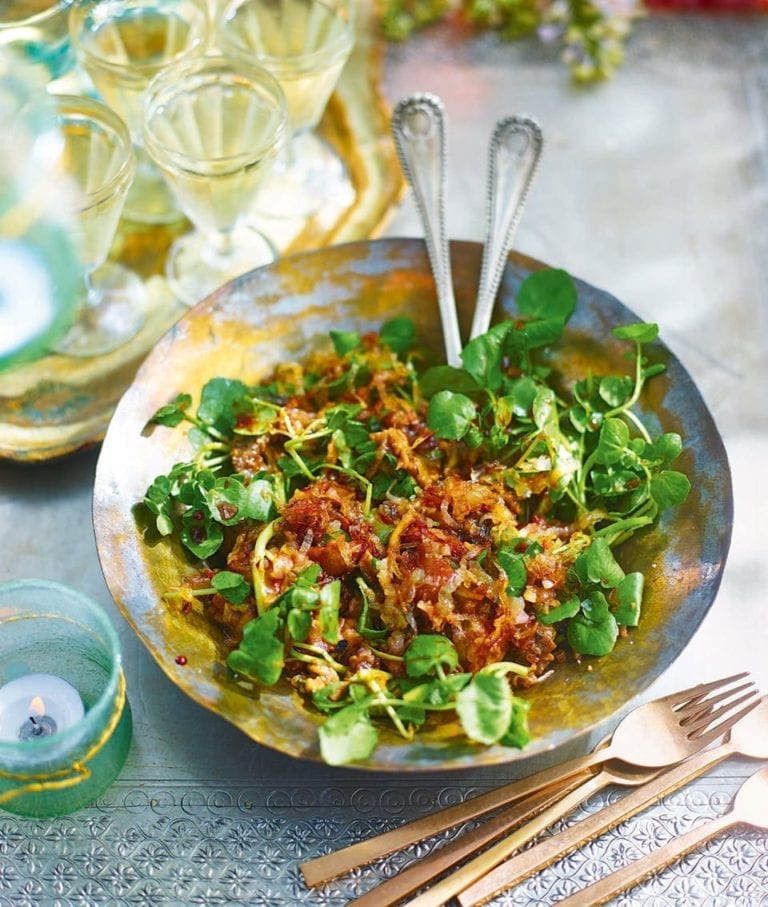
top-left (29, 696), bottom-right (46, 717)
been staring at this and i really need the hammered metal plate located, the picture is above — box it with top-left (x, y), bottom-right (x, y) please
top-left (92, 238), bottom-right (732, 771)
top-left (0, 3), bottom-right (403, 464)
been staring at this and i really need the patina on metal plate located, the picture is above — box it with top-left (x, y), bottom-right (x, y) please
top-left (0, 2), bottom-right (403, 464)
top-left (93, 238), bottom-right (732, 771)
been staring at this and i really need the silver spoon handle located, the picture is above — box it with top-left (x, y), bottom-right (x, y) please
top-left (391, 94), bottom-right (462, 367)
top-left (470, 116), bottom-right (543, 340)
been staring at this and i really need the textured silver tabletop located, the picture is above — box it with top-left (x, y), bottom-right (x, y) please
top-left (2, 16), bottom-right (768, 907)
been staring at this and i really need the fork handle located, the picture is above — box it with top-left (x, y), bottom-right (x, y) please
top-left (391, 94), bottom-right (463, 367)
top-left (553, 813), bottom-right (735, 907)
top-left (402, 772), bottom-right (609, 907)
top-left (348, 770), bottom-right (592, 907)
top-left (457, 743), bottom-right (733, 906)
top-left (300, 747), bottom-right (604, 886)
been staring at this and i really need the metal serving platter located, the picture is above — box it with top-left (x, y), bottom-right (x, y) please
top-left (92, 237), bottom-right (732, 772)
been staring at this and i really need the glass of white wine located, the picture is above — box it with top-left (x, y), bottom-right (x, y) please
top-left (50, 93), bottom-right (147, 357)
top-left (0, 50), bottom-right (80, 372)
top-left (0, 0), bottom-right (76, 83)
top-left (68, 0), bottom-right (209, 225)
top-left (216, 0), bottom-right (355, 219)
top-left (142, 55), bottom-right (287, 306)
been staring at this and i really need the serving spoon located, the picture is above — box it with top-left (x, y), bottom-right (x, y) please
top-left (391, 94), bottom-right (463, 367)
top-left (470, 115), bottom-right (543, 340)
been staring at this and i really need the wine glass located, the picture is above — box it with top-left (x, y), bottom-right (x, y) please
top-left (0, 50), bottom-right (80, 372)
top-left (215, 0), bottom-right (355, 219)
top-left (49, 93), bottom-right (147, 357)
top-left (0, 0), bottom-right (76, 84)
top-left (68, 0), bottom-right (209, 225)
top-left (142, 55), bottom-right (287, 306)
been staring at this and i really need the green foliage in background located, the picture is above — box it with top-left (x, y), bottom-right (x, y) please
top-left (381, 0), bottom-right (642, 83)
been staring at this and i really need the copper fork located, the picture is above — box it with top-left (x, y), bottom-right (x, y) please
top-left (555, 763), bottom-right (768, 907)
top-left (300, 672), bottom-right (755, 888)
top-left (458, 695), bottom-right (768, 906)
top-left (390, 677), bottom-right (760, 907)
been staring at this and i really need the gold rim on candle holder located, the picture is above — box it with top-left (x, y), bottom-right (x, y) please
top-left (0, 668), bottom-right (127, 805)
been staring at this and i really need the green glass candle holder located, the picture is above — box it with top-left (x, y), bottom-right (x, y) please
top-left (0, 578), bottom-right (132, 817)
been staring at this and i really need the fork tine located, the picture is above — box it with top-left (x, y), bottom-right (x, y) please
top-left (687, 693), bottom-right (763, 745)
top-left (675, 681), bottom-right (755, 726)
top-left (678, 681), bottom-right (757, 724)
top-left (669, 672), bottom-right (751, 709)
top-left (684, 688), bottom-right (758, 735)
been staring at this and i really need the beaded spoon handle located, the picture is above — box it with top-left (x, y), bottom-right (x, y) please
top-left (391, 94), bottom-right (463, 367)
top-left (470, 116), bottom-right (543, 340)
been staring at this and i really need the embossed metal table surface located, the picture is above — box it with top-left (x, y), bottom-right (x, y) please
top-left (2, 16), bottom-right (768, 907)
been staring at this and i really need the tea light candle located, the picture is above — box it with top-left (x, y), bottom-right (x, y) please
top-left (0, 673), bottom-right (85, 743)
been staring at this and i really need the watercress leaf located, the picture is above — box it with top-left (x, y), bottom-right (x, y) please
top-left (281, 584), bottom-right (319, 610)
top-left (584, 537), bottom-right (625, 589)
top-left (206, 477), bottom-right (245, 524)
top-left (499, 696), bottom-right (531, 748)
top-left (598, 375), bottom-right (633, 408)
top-left (648, 432), bottom-right (683, 465)
top-left (520, 316), bottom-right (567, 350)
top-left (419, 365), bottom-right (482, 399)
top-left (380, 317), bottom-right (416, 354)
top-left (650, 470), bottom-right (691, 509)
top-left (329, 330), bottom-right (361, 356)
top-left (318, 580), bottom-right (341, 645)
top-left (241, 478), bottom-right (277, 521)
top-left (394, 703), bottom-right (427, 727)
top-left (455, 670), bottom-right (513, 745)
top-left (312, 681), bottom-right (348, 712)
top-left (356, 581), bottom-right (387, 640)
top-left (464, 427), bottom-right (483, 449)
top-left (427, 391), bottom-right (477, 441)
top-left (197, 378), bottom-right (251, 436)
top-left (516, 268), bottom-right (577, 321)
top-left (318, 703), bottom-right (378, 766)
top-left (297, 564), bottom-right (322, 585)
top-left (503, 376), bottom-right (539, 417)
top-left (568, 404), bottom-right (589, 434)
top-left (325, 403), bottom-right (363, 429)
top-left (532, 387), bottom-right (557, 431)
top-left (234, 403), bottom-right (277, 436)
top-left (614, 572), bottom-right (644, 626)
top-left (570, 552), bottom-right (591, 587)
top-left (390, 471), bottom-right (418, 499)
top-left (460, 324), bottom-right (509, 391)
top-left (538, 595), bottom-right (581, 626)
top-left (595, 417), bottom-right (630, 466)
top-left (567, 593), bottom-right (619, 656)
top-left (612, 322), bottom-right (659, 344)
top-left (211, 571), bottom-right (251, 605)
top-left (287, 608), bottom-right (312, 641)
top-left (148, 393), bottom-right (193, 427)
top-left (332, 428), bottom-right (352, 468)
top-left (180, 517), bottom-right (224, 559)
top-left (495, 547), bottom-right (527, 597)
top-left (227, 607), bottom-right (284, 685)
top-left (404, 635), bottom-right (459, 678)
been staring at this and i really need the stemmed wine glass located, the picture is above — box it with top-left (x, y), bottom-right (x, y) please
top-left (68, 0), bottom-right (209, 225)
top-left (142, 55), bottom-right (288, 306)
top-left (50, 93), bottom-right (146, 356)
top-left (215, 0), bottom-right (355, 219)
top-left (0, 0), bottom-right (76, 84)
top-left (0, 51), bottom-right (80, 372)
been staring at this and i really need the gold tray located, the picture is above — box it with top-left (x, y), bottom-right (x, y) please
top-left (0, 6), bottom-right (404, 464)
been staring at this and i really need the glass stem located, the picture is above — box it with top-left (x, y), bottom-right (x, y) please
top-left (211, 231), bottom-right (234, 258)
top-left (81, 268), bottom-right (101, 311)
